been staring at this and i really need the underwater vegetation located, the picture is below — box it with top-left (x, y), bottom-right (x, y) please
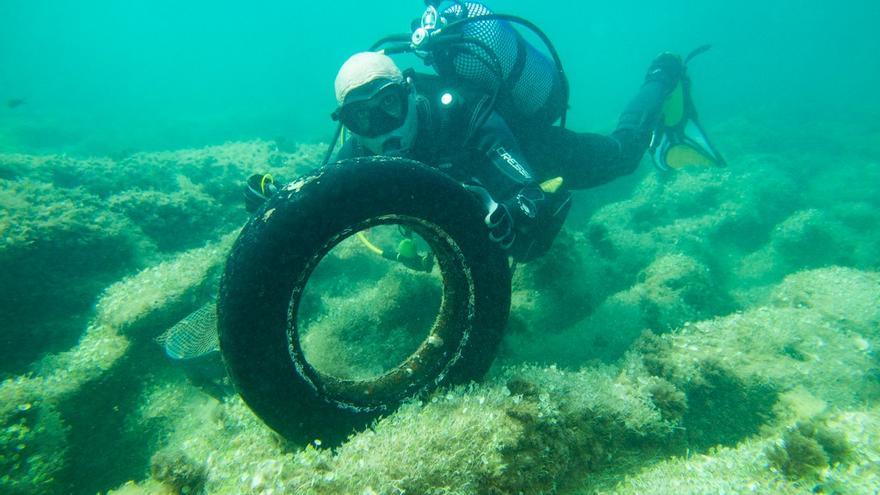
top-left (765, 418), bottom-right (852, 480)
top-left (0, 142), bottom-right (321, 375)
top-left (0, 115), bottom-right (878, 494)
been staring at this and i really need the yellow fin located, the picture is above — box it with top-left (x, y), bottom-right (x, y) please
top-left (662, 82), bottom-right (685, 127)
top-left (665, 144), bottom-right (718, 169)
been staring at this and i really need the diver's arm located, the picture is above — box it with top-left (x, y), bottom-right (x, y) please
top-left (467, 112), bottom-right (549, 248)
top-left (607, 55), bottom-right (684, 169)
top-left (616, 53), bottom-right (688, 169)
top-left (616, 52), bottom-right (683, 134)
top-left (470, 111), bottom-right (542, 198)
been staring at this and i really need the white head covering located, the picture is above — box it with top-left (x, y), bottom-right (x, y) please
top-left (334, 52), bottom-right (404, 106)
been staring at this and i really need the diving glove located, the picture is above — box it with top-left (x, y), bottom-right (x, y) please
top-left (244, 173), bottom-right (279, 213)
top-left (467, 182), bottom-right (570, 261)
top-left (486, 188), bottom-right (542, 250)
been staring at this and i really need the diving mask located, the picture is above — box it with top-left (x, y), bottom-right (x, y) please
top-left (333, 81), bottom-right (410, 138)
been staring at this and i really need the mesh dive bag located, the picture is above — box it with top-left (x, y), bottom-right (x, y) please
top-left (156, 302), bottom-right (219, 359)
top-left (435, 1), bottom-right (566, 127)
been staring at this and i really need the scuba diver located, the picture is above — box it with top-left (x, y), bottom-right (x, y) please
top-left (326, 49), bottom-right (701, 260)
top-left (220, 1), bottom-right (725, 442)
top-left (247, 1), bottom-right (722, 262)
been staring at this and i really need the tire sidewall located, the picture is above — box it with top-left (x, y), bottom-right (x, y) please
top-left (218, 158), bottom-right (510, 442)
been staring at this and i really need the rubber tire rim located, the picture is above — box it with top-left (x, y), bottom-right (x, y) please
top-left (218, 157), bottom-right (510, 443)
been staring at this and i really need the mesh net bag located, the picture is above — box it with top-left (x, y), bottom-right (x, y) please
top-left (156, 302), bottom-right (219, 359)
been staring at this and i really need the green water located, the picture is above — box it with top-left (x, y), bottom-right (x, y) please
top-left (2, 1), bottom-right (878, 154)
top-left (1, 1), bottom-right (879, 494)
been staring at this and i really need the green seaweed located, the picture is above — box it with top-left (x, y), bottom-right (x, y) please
top-left (766, 418), bottom-right (852, 479)
top-left (1, 119), bottom-right (879, 494)
top-left (150, 449), bottom-right (207, 495)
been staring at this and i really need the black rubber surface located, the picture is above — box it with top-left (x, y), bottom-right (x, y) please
top-left (218, 157), bottom-right (511, 444)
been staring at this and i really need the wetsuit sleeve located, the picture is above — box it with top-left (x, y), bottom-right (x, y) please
top-left (467, 111), bottom-right (572, 259)
top-left (467, 111), bottom-right (544, 203)
top-left (610, 77), bottom-right (672, 164)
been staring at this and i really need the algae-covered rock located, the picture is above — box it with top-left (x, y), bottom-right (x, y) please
top-left (733, 184), bottom-right (880, 289)
top-left (108, 479), bottom-right (175, 495)
top-left (581, 146), bottom-right (880, 316)
top-left (504, 252), bottom-right (730, 366)
top-left (109, 362), bottom-right (677, 495)
top-left (93, 268), bottom-right (878, 494)
top-left (2, 140), bottom-right (321, 204)
top-left (769, 266), bottom-right (880, 332)
top-left (737, 208), bottom-right (872, 284)
top-left (93, 230), bottom-right (237, 335)
top-left (108, 186), bottom-right (224, 252)
top-left (0, 232), bottom-right (236, 494)
top-left (149, 449), bottom-right (207, 494)
top-left (584, 164), bottom-right (795, 281)
top-left (278, 226), bottom-right (446, 379)
top-left (5, 122), bottom-right (880, 495)
top-left (0, 141), bottom-right (323, 375)
top-left (772, 209), bottom-right (849, 265)
top-left (0, 140), bottom-right (326, 494)
top-left (299, 268), bottom-right (442, 379)
top-left (639, 306), bottom-right (878, 413)
top-left (584, 253), bottom-right (727, 361)
top-left (765, 417), bottom-right (852, 480)
top-left (510, 229), bottom-right (603, 333)
top-left (634, 267), bottom-right (880, 445)
top-left (0, 178), bottom-right (146, 374)
top-left (0, 393), bottom-right (68, 495)
top-left (583, 408), bottom-right (880, 495)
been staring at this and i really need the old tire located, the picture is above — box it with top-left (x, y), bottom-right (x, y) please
top-left (218, 157), bottom-right (511, 444)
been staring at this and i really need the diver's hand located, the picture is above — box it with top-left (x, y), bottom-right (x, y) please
top-left (463, 183), bottom-right (513, 248)
top-left (485, 200), bottom-right (516, 249)
top-left (645, 52), bottom-right (685, 91)
top-left (243, 173), bottom-right (279, 213)
top-left (464, 183), bottom-right (541, 251)
top-left (486, 189), bottom-right (541, 250)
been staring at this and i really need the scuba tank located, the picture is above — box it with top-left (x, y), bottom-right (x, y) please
top-left (417, 1), bottom-right (568, 129)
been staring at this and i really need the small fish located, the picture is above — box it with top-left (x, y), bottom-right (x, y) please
top-left (6, 98), bottom-right (26, 109)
